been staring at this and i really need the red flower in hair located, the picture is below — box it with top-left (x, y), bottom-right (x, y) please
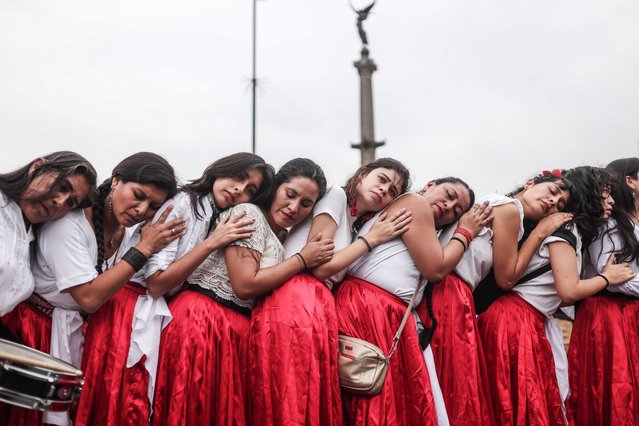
top-left (541, 169), bottom-right (564, 179)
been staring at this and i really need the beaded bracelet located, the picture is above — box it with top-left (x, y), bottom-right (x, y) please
top-left (357, 236), bottom-right (373, 253)
top-left (121, 247), bottom-right (148, 272)
top-left (596, 273), bottom-right (610, 288)
top-left (450, 236), bottom-right (468, 251)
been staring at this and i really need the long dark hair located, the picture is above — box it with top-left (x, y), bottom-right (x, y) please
top-left (0, 151), bottom-right (97, 208)
top-left (93, 152), bottom-right (178, 273)
top-left (267, 158), bottom-right (327, 207)
top-left (344, 157), bottom-right (411, 204)
top-left (182, 152), bottom-right (275, 217)
top-left (604, 158), bottom-right (639, 263)
top-left (563, 166), bottom-right (615, 249)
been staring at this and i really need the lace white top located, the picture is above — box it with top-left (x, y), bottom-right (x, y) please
top-left (188, 203), bottom-right (284, 310)
top-left (0, 190), bottom-right (35, 316)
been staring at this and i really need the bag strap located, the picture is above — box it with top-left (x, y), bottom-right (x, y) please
top-left (387, 280), bottom-right (423, 360)
top-left (418, 282), bottom-right (438, 350)
top-left (516, 227), bottom-right (578, 285)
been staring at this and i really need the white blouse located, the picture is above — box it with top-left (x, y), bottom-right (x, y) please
top-left (0, 190), bottom-right (35, 316)
top-left (284, 186), bottom-right (355, 288)
top-left (32, 209), bottom-right (99, 310)
top-left (146, 191), bottom-right (217, 282)
top-left (439, 194), bottom-right (524, 290)
top-left (585, 219), bottom-right (639, 297)
top-left (188, 203), bottom-right (284, 310)
top-left (348, 210), bottom-right (424, 305)
top-left (513, 225), bottom-right (583, 317)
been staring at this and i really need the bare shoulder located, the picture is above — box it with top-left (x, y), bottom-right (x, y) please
top-left (492, 203), bottom-right (519, 219)
top-left (385, 193), bottom-right (429, 213)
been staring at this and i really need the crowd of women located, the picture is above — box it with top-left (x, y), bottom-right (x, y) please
top-left (1, 150), bottom-right (638, 426)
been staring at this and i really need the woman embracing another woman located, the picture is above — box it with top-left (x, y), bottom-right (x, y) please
top-left (337, 173), bottom-right (490, 425)
top-left (569, 158), bottom-right (639, 425)
top-left (152, 158), bottom-right (334, 426)
top-left (478, 166), bottom-right (636, 425)
top-left (421, 171), bottom-right (574, 425)
top-left (75, 153), bottom-right (272, 425)
top-left (249, 158), bottom-right (413, 425)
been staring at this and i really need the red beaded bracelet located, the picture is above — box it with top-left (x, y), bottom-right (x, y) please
top-left (454, 227), bottom-right (473, 245)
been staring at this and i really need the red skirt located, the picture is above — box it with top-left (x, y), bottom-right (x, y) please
top-left (416, 273), bottom-right (494, 426)
top-left (0, 301), bottom-right (52, 426)
top-left (336, 277), bottom-right (437, 426)
top-left (248, 273), bottom-right (342, 426)
top-left (568, 294), bottom-right (639, 426)
top-left (152, 289), bottom-right (250, 426)
top-left (477, 292), bottom-right (568, 426)
top-left (74, 282), bottom-right (148, 426)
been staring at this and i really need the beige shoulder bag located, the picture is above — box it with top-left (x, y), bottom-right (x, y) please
top-left (337, 281), bottom-right (422, 396)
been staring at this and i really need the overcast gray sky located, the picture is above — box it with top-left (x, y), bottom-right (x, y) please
top-left (1, 0), bottom-right (638, 196)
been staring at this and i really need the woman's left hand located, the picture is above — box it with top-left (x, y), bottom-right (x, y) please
top-left (457, 201), bottom-right (492, 237)
top-left (300, 232), bottom-right (335, 268)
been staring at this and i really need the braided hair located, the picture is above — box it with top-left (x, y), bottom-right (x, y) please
top-left (93, 152), bottom-right (178, 273)
top-left (92, 182), bottom-right (111, 273)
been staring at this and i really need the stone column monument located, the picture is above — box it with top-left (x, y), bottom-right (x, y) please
top-left (350, 1), bottom-right (385, 165)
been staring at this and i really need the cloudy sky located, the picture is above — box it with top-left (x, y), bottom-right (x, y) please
top-left (1, 0), bottom-right (638, 196)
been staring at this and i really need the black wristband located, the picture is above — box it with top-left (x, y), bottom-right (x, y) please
top-left (450, 236), bottom-right (468, 251)
top-left (121, 247), bottom-right (148, 272)
top-left (294, 252), bottom-right (308, 270)
top-left (358, 236), bottom-right (373, 253)
top-left (596, 273), bottom-right (610, 288)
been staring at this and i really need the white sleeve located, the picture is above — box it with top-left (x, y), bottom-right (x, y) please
top-left (228, 204), bottom-right (268, 254)
top-left (37, 215), bottom-right (98, 292)
top-left (589, 224), bottom-right (639, 297)
top-left (312, 186), bottom-right (346, 224)
top-left (145, 193), bottom-right (191, 278)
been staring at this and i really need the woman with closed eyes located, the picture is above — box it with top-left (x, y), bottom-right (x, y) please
top-left (418, 172), bottom-right (574, 425)
top-left (248, 158), bottom-right (412, 426)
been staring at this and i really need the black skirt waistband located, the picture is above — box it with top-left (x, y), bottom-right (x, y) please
top-left (596, 289), bottom-right (639, 301)
top-left (187, 284), bottom-right (252, 318)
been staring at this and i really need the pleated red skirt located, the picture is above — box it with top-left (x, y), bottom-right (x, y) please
top-left (568, 294), bottom-right (639, 426)
top-left (74, 282), bottom-right (148, 426)
top-left (335, 277), bottom-right (437, 426)
top-left (248, 273), bottom-right (342, 426)
top-left (416, 273), bottom-right (494, 426)
top-left (0, 301), bottom-right (51, 426)
top-left (477, 292), bottom-right (568, 426)
top-left (152, 289), bottom-right (250, 426)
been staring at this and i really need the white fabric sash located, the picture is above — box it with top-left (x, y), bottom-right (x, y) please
top-left (126, 293), bottom-right (172, 405)
top-left (414, 312), bottom-right (450, 426)
top-left (44, 307), bottom-right (84, 426)
top-left (544, 317), bottom-right (570, 426)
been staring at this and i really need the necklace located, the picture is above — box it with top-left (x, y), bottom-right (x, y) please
top-left (108, 226), bottom-right (125, 249)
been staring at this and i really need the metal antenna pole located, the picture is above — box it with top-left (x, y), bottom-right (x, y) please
top-left (251, 0), bottom-right (257, 154)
